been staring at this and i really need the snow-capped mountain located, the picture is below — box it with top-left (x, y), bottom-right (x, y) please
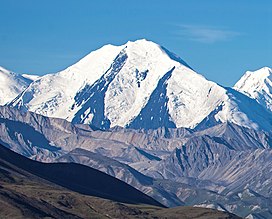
top-left (234, 67), bottom-right (272, 112)
top-left (0, 66), bottom-right (33, 105)
top-left (1, 39), bottom-right (272, 218)
top-left (9, 40), bottom-right (272, 131)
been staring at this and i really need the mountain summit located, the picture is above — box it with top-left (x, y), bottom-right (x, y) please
top-left (234, 67), bottom-right (272, 112)
top-left (9, 40), bottom-right (272, 131)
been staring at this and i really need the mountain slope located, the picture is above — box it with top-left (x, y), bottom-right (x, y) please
top-left (9, 40), bottom-right (272, 131)
top-left (0, 106), bottom-right (270, 217)
top-left (10, 44), bottom-right (124, 120)
top-left (0, 143), bottom-right (243, 219)
top-left (0, 143), bottom-right (162, 207)
top-left (0, 66), bottom-right (32, 105)
top-left (57, 148), bottom-right (154, 189)
top-left (234, 67), bottom-right (272, 112)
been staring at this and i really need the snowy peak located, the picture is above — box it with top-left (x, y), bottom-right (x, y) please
top-left (123, 39), bottom-right (192, 71)
top-left (234, 67), bottom-right (272, 112)
top-left (70, 39), bottom-right (218, 129)
top-left (123, 39), bottom-right (191, 68)
top-left (10, 39), bottom-right (195, 127)
top-left (0, 66), bottom-right (32, 105)
top-left (235, 67), bottom-right (272, 92)
top-left (61, 39), bottom-right (189, 83)
top-left (8, 41), bottom-right (272, 131)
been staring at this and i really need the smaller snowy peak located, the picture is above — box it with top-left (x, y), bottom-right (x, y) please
top-left (235, 67), bottom-right (272, 92)
top-left (234, 67), bottom-right (272, 112)
top-left (0, 66), bottom-right (32, 105)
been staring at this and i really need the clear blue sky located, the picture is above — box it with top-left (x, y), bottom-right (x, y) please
top-left (0, 0), bottom-right (271, 86)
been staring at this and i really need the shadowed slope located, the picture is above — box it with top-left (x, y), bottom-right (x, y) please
top-left (0, 143), bottom-right (241, 219)
top-left (0, 143), bottom-right (163, 207)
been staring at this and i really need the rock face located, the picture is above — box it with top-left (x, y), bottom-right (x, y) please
top-left (9, 40), bottom-right (272, 131)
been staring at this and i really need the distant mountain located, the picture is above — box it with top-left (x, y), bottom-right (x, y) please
top-left (9, 40), bottom-right (272, 131)
top-left (0, 66), bottom-right (33, 105)
top-left (0, 105), bottom-right (271, 218)
top-left (0, 105), bottom-right (185, 207)
top-left (234, 67), bottom-right (272, 112)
